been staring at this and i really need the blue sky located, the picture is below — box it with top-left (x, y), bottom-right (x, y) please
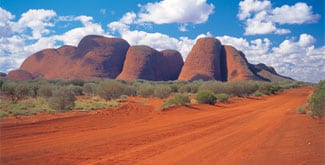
top-left (0, 0), bottom-right (324, 82)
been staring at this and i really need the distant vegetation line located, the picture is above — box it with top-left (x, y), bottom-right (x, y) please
top-left (0, 78), bottom-right (322, 118)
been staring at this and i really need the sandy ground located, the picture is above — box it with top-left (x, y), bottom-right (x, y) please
top-left (1, 86), bottom-right (324, 164)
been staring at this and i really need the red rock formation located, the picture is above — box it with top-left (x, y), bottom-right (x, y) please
top-left (253, 63), bottom-right (277, 75)
top-left (0, 72), bottom-right (6, 78)
top-left (178, 37), bottom-right (223, 81)
top-left (117, 46), bottom-right (184, 81)
top-left (117, 46), bottom-right (161, 80)
top-left (6, 69), bottom-right (34, 81)
top-left (13, 35), bottom-right (292, 82)
top-left (20, 35), bottom-right (130, 79)
top-left (223, 45), bottom-right (260, 81)
top-left (160, 50), bottom-right (184, 80)
top-left (250, 63), bottom-right (293, 82)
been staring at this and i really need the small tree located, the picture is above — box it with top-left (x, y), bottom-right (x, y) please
top-left (38, 84), bottom-right (53, 98)
top-left (196, 90), bottom-right (217, 105)
top-left (153, 84), bottom-right (172, 99)
top-left (137, 83), bottom-right (155, 97)
top-left (96, 80), bottom-right (125, 101)
top-left (83, 83), bottom-right (96, 97)
top-left (15, 83), bottom-right (30, 100)
top-left (308, 80), bottom-right (325, 117)
top-left (48, 87), bottom-right (76, 111)
top-left (161, 93), bottom-right (190, 109)
top-left (1, 81), bottom-right (18, 103)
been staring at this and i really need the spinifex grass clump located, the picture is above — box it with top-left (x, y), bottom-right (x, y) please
top-left (196, 90), bottom-right (217, 105)
top-left (308, 80), bottom-right (325, 117)
top-left (161, 94), bottom-right (190, 110)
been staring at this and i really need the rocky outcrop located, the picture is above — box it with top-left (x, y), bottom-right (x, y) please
top-left (0, 72), bottom-right (6, 78)
top-left (223, 45), bottom-right (261, 81)
top-left (250, 63), bottom-right (293, 82)
top-left (117, 46), bottom-right (183, 81)
top-left (178, 37), bottom-right (291, 82)
top-left (10, 35), bottom-right (291, 82)
top-left (178, 37), bottom-right (225, 81)
top-left (19, 35), bottom-right (130, 79)
top-left (6, 69), bottom-right (34, 81)
top-left (160, 50), bottom-right (184, 80)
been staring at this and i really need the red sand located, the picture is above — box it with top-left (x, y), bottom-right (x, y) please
top-left (1, 86), bottom-right (324, 164)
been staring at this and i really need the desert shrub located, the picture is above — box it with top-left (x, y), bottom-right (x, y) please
top-left (83, 83), bottom-right (96, 96)
top-left (215, 93), bottom-right (229, 102)
top-left (119, 95), bottom-right (128, 99)
top-left (227, 81), bottom-right (258, 97)
top-left (38, 84), bottom-right (53, 98)
top-left (199, 81), bottom-right (224, 93)
top-left (48, 87), bottom-right (76, 111)
top-left (27, 82), bottom-right (40, 98)
top-left (0, 111), bottom-right (9, 117)
top-left (196, 90), bottom-right (217, 105)
top-left (1, 81), bottom-right (18, 102)
top-left (258, 82), bottom-right (282, 95)
top-left (137, 83), bottom-right (155, 97)
top-left (122, 84), bottom-right (137, 96)
top-left (253, 90), bottom-right (263, 97)
top-left (153, 84), bottom-right (172, 99)
top-left (178, 83), bottom-right (200, 93)
top-left (199, 81), bottom-right (258, 97)
top-left (14, 83), bottom-right (30, 100)
top-left (74, 97), bottom-right (119, 111)
top-left (1, 99), bottom-right (54, 116)
top-left (296, 104), bottom-right (307, 114)
top-left (69, 79), bottom-right (84, 86)
top-left (161, 94), bottom-right (190, 109)
top-left (69, 85), bottom-right (83, 96)
top-left (308, 80), bottom-right (325, 117)
top-left (1, 81), bottom-right (30, 103)
top-left (169, 84), bottom-right (179, 93)
top-left (96, 80), bottom-right (126, 101)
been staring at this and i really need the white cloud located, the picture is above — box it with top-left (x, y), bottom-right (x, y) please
top-left (238, 0), bottom-right (271, 20)
top-left (0, 8), bottom-right (107, 73)
top-left (0, 7), bottom-right (15, 37)
top-left (108, 12), bottom-right (211, 59)
top-left (13, 9), bottom-right (57, 39)
top-left (178, 24), bottom-right (188, 32)
top-left (138, 0), bottom-right (214, 24)
top-left (218, 34), bottom-right (325, 82)
top-left (271, 3), bottom-right (320, 24)
top-left (238, 0), bottom-right (320, 35)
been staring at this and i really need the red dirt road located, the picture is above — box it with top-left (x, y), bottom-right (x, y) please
top-left (1, 87), bottom-right (324, 164)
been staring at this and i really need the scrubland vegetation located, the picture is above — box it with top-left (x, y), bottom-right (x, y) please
top-left (0, 78), bottom-right (307, 117)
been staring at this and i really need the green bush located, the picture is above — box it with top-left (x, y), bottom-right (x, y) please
top-left (258, 82), bottom-right (282, 95)
top-left (215, 93), bottom-right (229, 102)
top-left (74, 97), bottom-right (119, 111)
top-left (253, 90), bottom-right (263, 97)
top-left (1, 81), bottom-right (18, 102)
top-left (161, 94), bottom-right (190, 109)
top-left (196, 90), bottom-right (217, 105)
top-left (96, 80), bottom-right (126, 101)
top-left (308, 80), bottom-right (325, 117)
top-left (83, 83), bottom-right (96, 96)
top-left (153, 84), bottom-right (172, 99)
top-left (1, 81), bottom-right (31, 103)
top-left (69, 85), bottom-right (83, 96)
top-left (137, 83), bottom-right (155, 97)
top-left (48, 87), bottom-right (76, 111)
top-left (296, 104), bottom-right (307, 114)
top-left (178, 81), bottom-right (201, 93)
top-left (0, 111), bottom-right (9, 117)
top-left (38, 84), bottom-right (53, 98)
